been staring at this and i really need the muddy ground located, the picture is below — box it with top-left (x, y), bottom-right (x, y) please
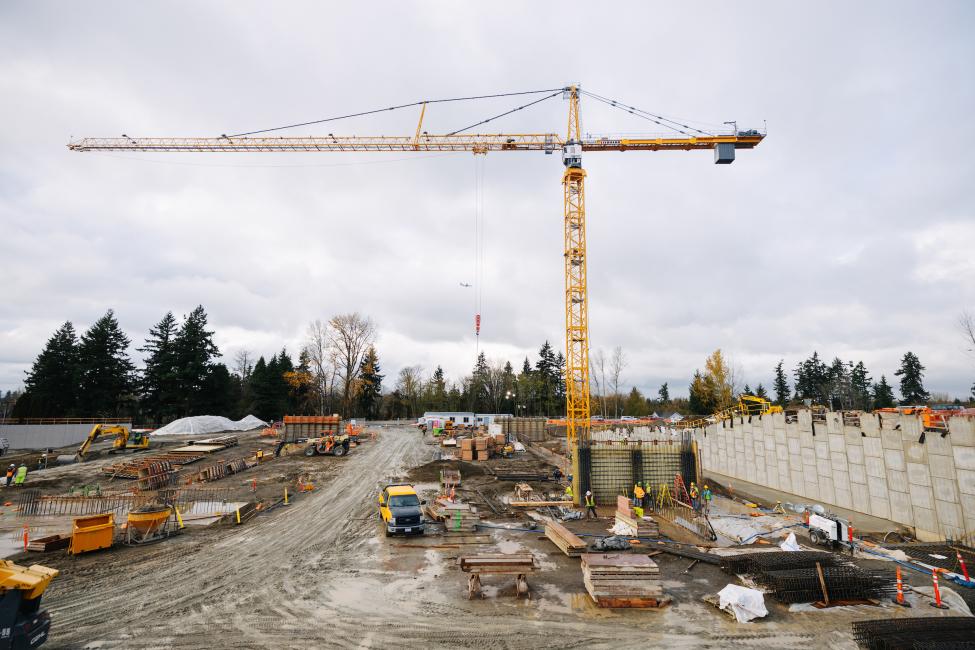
top-left (17, 426), bottom-right (967, 649)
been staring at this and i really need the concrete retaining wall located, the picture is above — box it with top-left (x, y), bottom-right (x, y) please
top-left (693, 411), bottom-right (975, 541)
top-left (0, 423), bottom-right (132, 450)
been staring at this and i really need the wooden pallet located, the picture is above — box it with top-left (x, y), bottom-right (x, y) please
top-left (429, 500), bottom-right (479, 533)
top-left (545, 521), bottom-right (587, 557)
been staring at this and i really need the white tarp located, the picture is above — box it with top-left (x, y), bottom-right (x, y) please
top-left (717, 584), bottom-right (768, 623)
top-left (780, 532), bottom-right (801, 551)
top-left (153, 415), bottom-right (267, 436)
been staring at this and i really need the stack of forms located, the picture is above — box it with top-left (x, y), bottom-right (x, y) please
top-left (581, 553), bottom-right (668, 608)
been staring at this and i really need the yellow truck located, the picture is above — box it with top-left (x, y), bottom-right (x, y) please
top-left (378, 484), bottom-right (424, 537)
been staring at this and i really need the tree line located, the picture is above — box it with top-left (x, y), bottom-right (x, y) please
top-left (9, 308), bottom-right (971, 423)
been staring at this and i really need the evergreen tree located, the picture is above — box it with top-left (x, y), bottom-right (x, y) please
top-left (516, 357), bottom-right (537, 415)
top-left (553, 351), bottom-right (566, 413)
top-left (755, 383), bottom-right (769, 400)
top-left (250, 356), bottom-right (278, 421)
top-left (77, 310), bottom-right (136, 417)
top-left (426, 366), bottom-right (448, 410)
top-left (742, 384), bottom-right (753, 397)
top-left (470, 352), bottom-right (489, 411)
top-left (19, 321), bottom-right (80, 417)
top-left (174, 306), bottom-right (221, 415)
top-left (502, 361), bottom-right (517, 412)
top-left (536, 341), bottom-right (557, 415)
top-left (826, 357), bottom-right (852, 409)
top-left (624, 387), bottom-right (648, 416)
top-left (773, 359), bottom-right (791, 406)
top-left (657, 382), bottom-right (670, 404)
top-left (355, 346), bottom-right (383, 418)
top-left (284, 350), bottom-right (315, 415)
top-left (873, 375), bottom-right (896, 408)
top-left (850, 361), bottom-right (872, 410)
top-left (688, 370), bottom-right (712, 414)
top-left (139, 312), bottom-right (180, 423)
top-left (794, 352), bottom-right (829, 403)
top-left (895, 351), bottom-right (930, 405)
top-left (200, 363), bottom-right (235, 416)
top-left (272, 349), bottom-right (294, 416)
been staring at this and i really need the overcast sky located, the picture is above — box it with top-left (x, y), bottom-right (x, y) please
top-left (1, 1), bottom-right (973, 402)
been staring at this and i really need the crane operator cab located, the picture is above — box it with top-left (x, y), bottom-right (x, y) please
top-left (562, 142), bottom-right (582, 168)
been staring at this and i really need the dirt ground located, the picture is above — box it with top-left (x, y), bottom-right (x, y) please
top-left (16, 426), bottom-right (968, 649)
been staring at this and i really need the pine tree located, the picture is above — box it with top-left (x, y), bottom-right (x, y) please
top-left (139, 312), bottom-right (180, 423)
top-left (850, 361), bottom-right (872, 410)
top-left (755, 383), bottom-right (769, 400)
top-left (77, 310), bottom-right (136, 416)
top-left (688, 370), bottom-right (712, 415)
top-left (794, 352), bottom-right (829, 403)
top-left (536, 341), bottom-right (557, 415)
top-left (895, 351), bottom-right (930, 405)
top-left (426, 366), bottom-right (448, 410)
top-left (873, 375), bottom-right (896, 408)
top-left (742, 384), bottom-right (753, 397)
top-left (174, 306), bottom-right (221, 416)
top-left (273, 349), bottom-right (294, 416)
top-left (553, 351), bottom-right (566, 413)
top-left (19, 321), bottom-right (80, 417)
top-left (773, 359), bottom-right (791, 406)
top-left (470, 352), bottom-right (489, 411)
top-left (249, 357), bottom-right (273, 420)
top-left (502, 361), bottom-right (517, 411)
top-left (624, 387), bottom-right (647, 416)
top-left (658, 382), bottom-right (670, 404)
top-left (355, 346), bottom-right (383, 418)
top-left (517, 357), bottom-right (536, 415)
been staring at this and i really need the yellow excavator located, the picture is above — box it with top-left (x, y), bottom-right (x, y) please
top-left (70, 424), bottom-right (151, 463)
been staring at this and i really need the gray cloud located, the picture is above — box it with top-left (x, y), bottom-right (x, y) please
top-left (1, 1), bottom-right (973, 400)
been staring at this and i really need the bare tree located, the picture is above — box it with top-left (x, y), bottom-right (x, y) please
top-left (396, 365), bottom-right (424, 417)
top-left (481, 359), bottom-right (509, 413)
top-left (592, 349), bottom-right (608, 417)
top-left (328, 313), bottom-right (377, 415)
top-left (610, 346), bottom-right (627, 418)
top-left (303, 320), bottom-right (334, 415)
top-left (961, 311), bottom-right (975, 356)
top-left (232, 349), bottom-right (254, 380)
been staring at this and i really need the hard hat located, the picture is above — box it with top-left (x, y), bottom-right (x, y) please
top-left (704, 485), bottom-right (710, 489)
top-left (586, 491), bottom-right (592, 495)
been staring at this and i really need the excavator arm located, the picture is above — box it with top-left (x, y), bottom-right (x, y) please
top-left (76, 424), bottom-right (130, 461)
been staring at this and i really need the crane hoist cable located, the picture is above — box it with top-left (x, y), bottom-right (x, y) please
top-left (580, 90), bottom-right (718, 136)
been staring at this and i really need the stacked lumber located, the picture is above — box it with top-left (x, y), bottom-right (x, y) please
top-left (460, 438), bottom-right (474, 461)
top-left (429, 498), bottom-right (478, 533)
top-left (615, 495), bottom-right (658, 537)
top-left (196, 435), bottom-right (239, 449)
top-left (545, 520), bottom-right (587, 557)
top-left (458, 554), bottom-right (537, 574)
top-left (581, 553), bottom-right (668, 608)
top-left (474, 436), bottom-right (489, 461)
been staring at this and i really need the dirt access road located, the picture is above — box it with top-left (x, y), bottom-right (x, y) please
top-left (43, 427), bottom-right (855, 649)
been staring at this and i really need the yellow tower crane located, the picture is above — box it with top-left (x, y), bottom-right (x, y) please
top-left (69, 84), bottom-right (764, 498)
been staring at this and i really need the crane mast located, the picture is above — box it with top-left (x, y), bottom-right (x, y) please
top-left (561, 86), bottom-right (590, 450)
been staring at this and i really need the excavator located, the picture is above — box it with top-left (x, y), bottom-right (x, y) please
top-left (66, 424), bottom-right (151, 463)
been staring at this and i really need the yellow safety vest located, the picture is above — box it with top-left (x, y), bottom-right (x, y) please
top-left (585, 494), bottom-right (595, 507)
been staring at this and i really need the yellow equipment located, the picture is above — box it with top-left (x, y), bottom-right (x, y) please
top-left (68, 86), bottom-right (763, 456)
top-left (74, 424), bottom-right (150, 462)
top-left (68, 512), bottom-right (115, 555)
top-left (738, 394), bottom-right (783, 416)
top-left (0, 560), bottom-right (59, 648)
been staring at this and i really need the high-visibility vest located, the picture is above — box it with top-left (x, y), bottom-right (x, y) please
top-left (585, 494), bottom-right (595, 507)
top-left (634, 486), bottom-right (645, 499)
top-left (690, 487), bottom-right (699, 498)
top-left (14, 467), bottom-right (26, 483)
top-left (565, 486), bottom-right (574, 498)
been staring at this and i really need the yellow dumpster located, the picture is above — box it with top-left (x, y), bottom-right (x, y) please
top-left (69, 513), bottom-right (115, 555)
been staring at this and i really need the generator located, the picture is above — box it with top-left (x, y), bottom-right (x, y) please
top-left (808, 512), bottom-right (852, 548)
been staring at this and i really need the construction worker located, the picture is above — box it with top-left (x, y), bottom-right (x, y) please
top-left (702, 484), bottom-right (713, 514)
top-left (641, 481), bottom-right (652, 511)
top-left (689, 482), bottom-right (700, 512)
top-left (584, 491), bottom-right (597, 520)
top-left (13, 463), bottom-right (27, 487)
top-left (5, 464), bottom-right (14, 488)
top-left (633, 483), bottom-right (645, 508)
top-left (564, 483), bottom-right (574, 501)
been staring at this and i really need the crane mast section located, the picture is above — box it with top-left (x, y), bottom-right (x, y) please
top-left (68, 134), bottom-right (763, 153)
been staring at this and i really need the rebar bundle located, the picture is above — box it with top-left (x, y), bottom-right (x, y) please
top-left (885, 544), bottom-right (975, 573)
top-left (763, 565), bottom-right (896, 603)
top-left (852, 617), bottom-right (975, 649)
top-left (721, 550), bottom-right (845, 575)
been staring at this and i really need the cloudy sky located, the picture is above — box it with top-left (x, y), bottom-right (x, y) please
top-left (2, 1), bottom-right (973, 401)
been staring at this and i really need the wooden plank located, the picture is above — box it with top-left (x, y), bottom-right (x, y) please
top-left (581, 553), bottom-right (656, 568)
top-left (509, 500), bottom-right (573, 507)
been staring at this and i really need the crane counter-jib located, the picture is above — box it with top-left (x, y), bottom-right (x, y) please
top-left (66, 133), bottom-right (764, 153)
